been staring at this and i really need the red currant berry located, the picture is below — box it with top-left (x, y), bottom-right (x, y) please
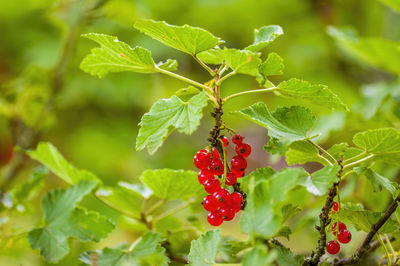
top-left (232, 134), bottom-right (243, 145)
top-left (198, 169), bottom-right (213, 184)
top-left (332, 201), bottom-right (339, 212)
top-left (231, 192), bottom-right (243, 204)
top-left (207, 211), bottom-right (223, 226)
top-left (231, 200), bottom-right (241, 213)
top-left (232, 168), bottom-right (245, 178)
top-left (220, 207), bottom-right (235, 221)
top-left (202, 195), bottom-right (220, 211)
top-left (235, 143), bottom-right (251, 158)
top-left (332, 222), bottom-right (347, 236)
top-left (338, 229), bottom-right (352, 244)
top-left (221, 137), bottom-right (229, 147)
top-left (231, 155), bottom-right (247, 172)
top-left (204, 178), bottom-right (221, 194)
top-left (225, 172), bottom-right (237, 186)
top-left (213, 189), bottom-right (230, 204)
top-left (193, 152), bottom-right (211, 170)
top-left (197, 148), bottom-right (209, 155)
top-left (210, 158), bottom-right (224, 176)
top-left (326, 240), bottom-right (340, 255)
top-left (212, 147), bottom-right (220, 158)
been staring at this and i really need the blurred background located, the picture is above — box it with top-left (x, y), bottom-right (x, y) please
top-left (0, 0), bottom-right (399, 265)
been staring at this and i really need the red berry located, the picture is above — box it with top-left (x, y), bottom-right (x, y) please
top-left (213, 189), bottom-right (230, 205)
top-left (198, 169), bottom-right (213, 184)
top-left (207, 211), bottom-right (223, 226)
top-left (235, 143), bottom-right (251, 158)
top-left (220, 207), bottom-right (235, 221)
top-left (197, 148), bottom-right (209, 155)
top-left (212, 147), bottom-right (220, 158)
top-left (231, 201), bottom-right (241, 213)
top-left (332, 222), bottom-right (347, 236)
top-left (232, 168), bottom-right (245, 178)
top-left (193, 152), bottom-right (211, 170)
top-left (225, 172), bottom-right (237, 186)
top-left (232, 134), bottom-right (243, 145)
top-left (231, 155), bottom-right (247, 172)
top-left (231, 192), bottom-right (243, 204)
top-left (221, 137), bottom-right (229, 147)
top-left (210, 158), bottom-right (224, 176)
top-left (204, 178), bottom-right (221, 194)
top-left (326, 240), bottom-right (340, 255)
top-left (332, 201), bottom-right (339, 212)
top-left (202, 195), bottom-right (220, 211)
top-left (338, 230), bottom-right (352, 244)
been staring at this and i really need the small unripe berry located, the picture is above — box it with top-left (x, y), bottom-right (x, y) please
top-left (235, 143), bottom-right (251, 157)
top-left (207, 211), bottom-right (223, 226)
top-left (326, 240), bottom-right (340, 255)
top-left (338, 229), bottom-right (352, 244)
top-left (204, 178), bottom-right (221, 194)
top-left (232, 134), bottom-right (243, 145)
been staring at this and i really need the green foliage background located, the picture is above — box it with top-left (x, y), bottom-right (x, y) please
top-left (0, 0), bottom-right (400, 265)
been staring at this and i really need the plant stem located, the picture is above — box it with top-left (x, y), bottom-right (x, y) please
top-left (378, 235), bottom-right (391, 266)
top-left (153, 201), bottom-right (191, 222)
top-left (145, 199), bottom-right (165, 215)
top-left (156, 67), bottom-right (213, 93)
top-left (318, 155), bottom-right (333, 166)
top-left (217, 70), bottom-right (236, 85)
top-left (342, 151), bottom-right (367, 164)
top-left (341, 170), bottom-right (355, 179)
top-left (94, 193), bottom-right (139, 220)
top-left (342, 154), bottom-right (375, 169)
top-left (307, 140), bottom-right (337, 164)
top-left (193, 55), bottom-right (215, 76)
top-left (223, 87), bottom-right (277, 103)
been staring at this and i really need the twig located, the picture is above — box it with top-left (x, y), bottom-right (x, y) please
top-left (334, 196), bottom-right (400, 265)
top-left (307, 140), bottom-right (338, 164)
top-left (222, 86), bottom-right (277, 103)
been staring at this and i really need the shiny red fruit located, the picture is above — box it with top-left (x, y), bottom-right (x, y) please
top-left (332, 222), bottom-right (347, 236)
top-left (207, 211), bottom-right (223, 226)
top-left (210, 158), bottom-right (224, 176)
top-left (332, 201), bottom-right (339, 212)
top-left (193, 152), bottom-right (211, 169)
top-left (235, 143), bottom-right (251, 157)
top-left (231, 155), bottom-right (247, 172)
top-left (338, 230), bottom-right (352, 244)
top-left (232, 134), bottom-right (243, 145)
top-left (197, 148), bottom-right (209, 155)
top-left (231, 201), bottom-right (241, 213)
top-left (326, 240), bottom-right (340, 255)
top-left (213, 189), bottom-right (230, 205)
top-left (198, 169), bottom-right (213, 184)
top-left (231, 192), bottom-right (243, 204)
top-left (232, 168), bottom-right (245, 178)
top-left (202, 195), bottom-right (220, 211)
top-left (225, 172), bottom-right (237, 186)
top-left (220, 207), bottom-right (235, 221)
top-left (221, 137), bottom-right (229, 147)
top-left (204, 178), bottom-right (221, 194)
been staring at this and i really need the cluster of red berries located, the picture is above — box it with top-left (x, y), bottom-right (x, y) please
top-left (193, 134), bottom-right (251, 226)
top-left (326, 201), bottom-right (352, 255)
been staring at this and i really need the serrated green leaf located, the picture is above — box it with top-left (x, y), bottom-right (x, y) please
top-left (273, 245), bottom-right (304, 266)
top-left (240, 166), bottom-right (276, 193)
top-left (157, 59), bottom-right (178, 71)
top-left (175, 86), bottom-right (201, 101)
top-left (28, 181), bottom-right (114, 263)
top-left (305, 166), bottom-right (340, 196)
top-left (277, 226), bottom-right (292, 240)
top-left (264, 138), bottom-right (290, 155)
top-left (81, 33), bottom-right (156, 78)
top-left (246, 25), bottom-right (284, 52)
top-left (327, 26), bottom-right (400, 74)
top-left (354, 167), bottom-right (398, 198)
top-left (259, 52), bottom-right (284, 76)
top-left (327, 142), bottom-right (364, 161)
top-left (378, 0), bottom-right (400, 12)
top-left (236, 103), bottom-right (316, 143)
top-left (285, 140), bottom-right (327, 166)
top-left (27, 142), bottom-right (100, 185)
top-left (340, 206), bottom-right (398, 233)
top-left (242, 246), bottom-right (277, 266)
top-left (275, 78), bottom-right (348, 110)
top-left (134, 19), bottom-right (223, 55)
top-left (140, 169), bottom-right (202, 200)
top-left (196, 47), bottom-right (225, 64)
top-left (352, 128), bottom-right (400, 155)
top-left (95, 231), bottom-right (169, 266)
top-left (136, 92), bottom-right (208, 154)
top-left (188, 229), bottom-right (221, 266)
top-left (12, 166), bottom-right (47, 204)
top-left (220, 238), bottom-right (251, 262)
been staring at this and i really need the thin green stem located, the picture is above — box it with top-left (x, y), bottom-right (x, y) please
top-left (193, 55), bottom-right (215, 76)
top-left (217, 70), bottom-right (236, 85)
top-left (217, 64), bottom-right (227, 76)
top-left (153, 201), bottom-right (191, 222)
top-left (385, 234), bottom-right (397, 263)
top-left (223, 87), bottom-right (277, 103)
top-left (219, 138), bottom-right (228, 188)
top-left (378, 234), bottom-right (391, 266)
top-left (128, 236), bottom-right (143, 252)
top-left (341, 170), bottom-right (355, 179)
top-left (318, 154), bottom-right (333, 166)
top-left (94, 193), bottom-right (138, 220)
top-left (343, 154), bottom-right (375, 169)
top-left (342, 151), bottom-right (367, 164)
top-left (145, 199), bottom-right (165, 215)
top-left (307, 140), bottom-right (338, 164)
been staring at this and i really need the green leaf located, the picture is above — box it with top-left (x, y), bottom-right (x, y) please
top-left (305, 166), bottom-right (340, 196)
top-left (259, 52), bottom-right (284, 76)
top-left (96, 183), bottom-right (148, 219)
top-left (196, 48), bottom-right (225, 64)
top-left (12, 166), bottom-right (47, 204)
top-left (327, 26), bottom-right (400, 74)
top-left (246, 25), bottom-right (284, 52)
top-left (264, 137), bottom-right (290, 155)
top-left (236, 103), bottom-right (316, 142)
top-left (140, 169), bottom-right (203, 200)
top-left (242, 246), bottom-right (277, 266)
top-left (134, 19), bottom-right (223, 55)
top-left (28, 181), bottom-right (114, 263)
top-left (96, 231), bottom-right (169, 266)
top-left (273, 245), bottom-right (304, 266)
top-left (219, 239), bottom-right (251, 262)
top-left (327, 142), bottom-right (364, 161)
top-left (340, 206), bottom-right (398, 233)
top-left (27, 142), bottom-right (100, 185)
top-left (285, 140), bottom-right (327, 165)
top-left (275, 78), bottom-right (348, 110)
top-left (80, 33), bottom-right (156, 78)
top-left (175, 86), bottom-right (201, 101)
top-left (136, 92), bottom-right (208, 154)
top-left (352, 128), bottom-right (400, 155)
top-left (188, 229), bottom-right (221, 266)
top-left (354, 167), bottom-right (398, 198)
top-left (157, 59), bottom-right (178, 71)
top-left (378, 0), bottom-right (400, 12)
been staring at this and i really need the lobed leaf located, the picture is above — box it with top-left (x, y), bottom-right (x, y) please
top-left (259, 52), bottom-right (284, 76)
top-left (242, 246), bottom-right (277, 266)
top-left (352, 128), bottom-right (400, 155)
top-left (188, 229), bottom-right (221, 266)
top-left (304, 165), bottom-right (340, 196)
top-left (246, 25), bottom-right (284, 52)
top-left (354, 167), bottom-right (398, 198)
top-left (285, 140), bottom-right (327, 166)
